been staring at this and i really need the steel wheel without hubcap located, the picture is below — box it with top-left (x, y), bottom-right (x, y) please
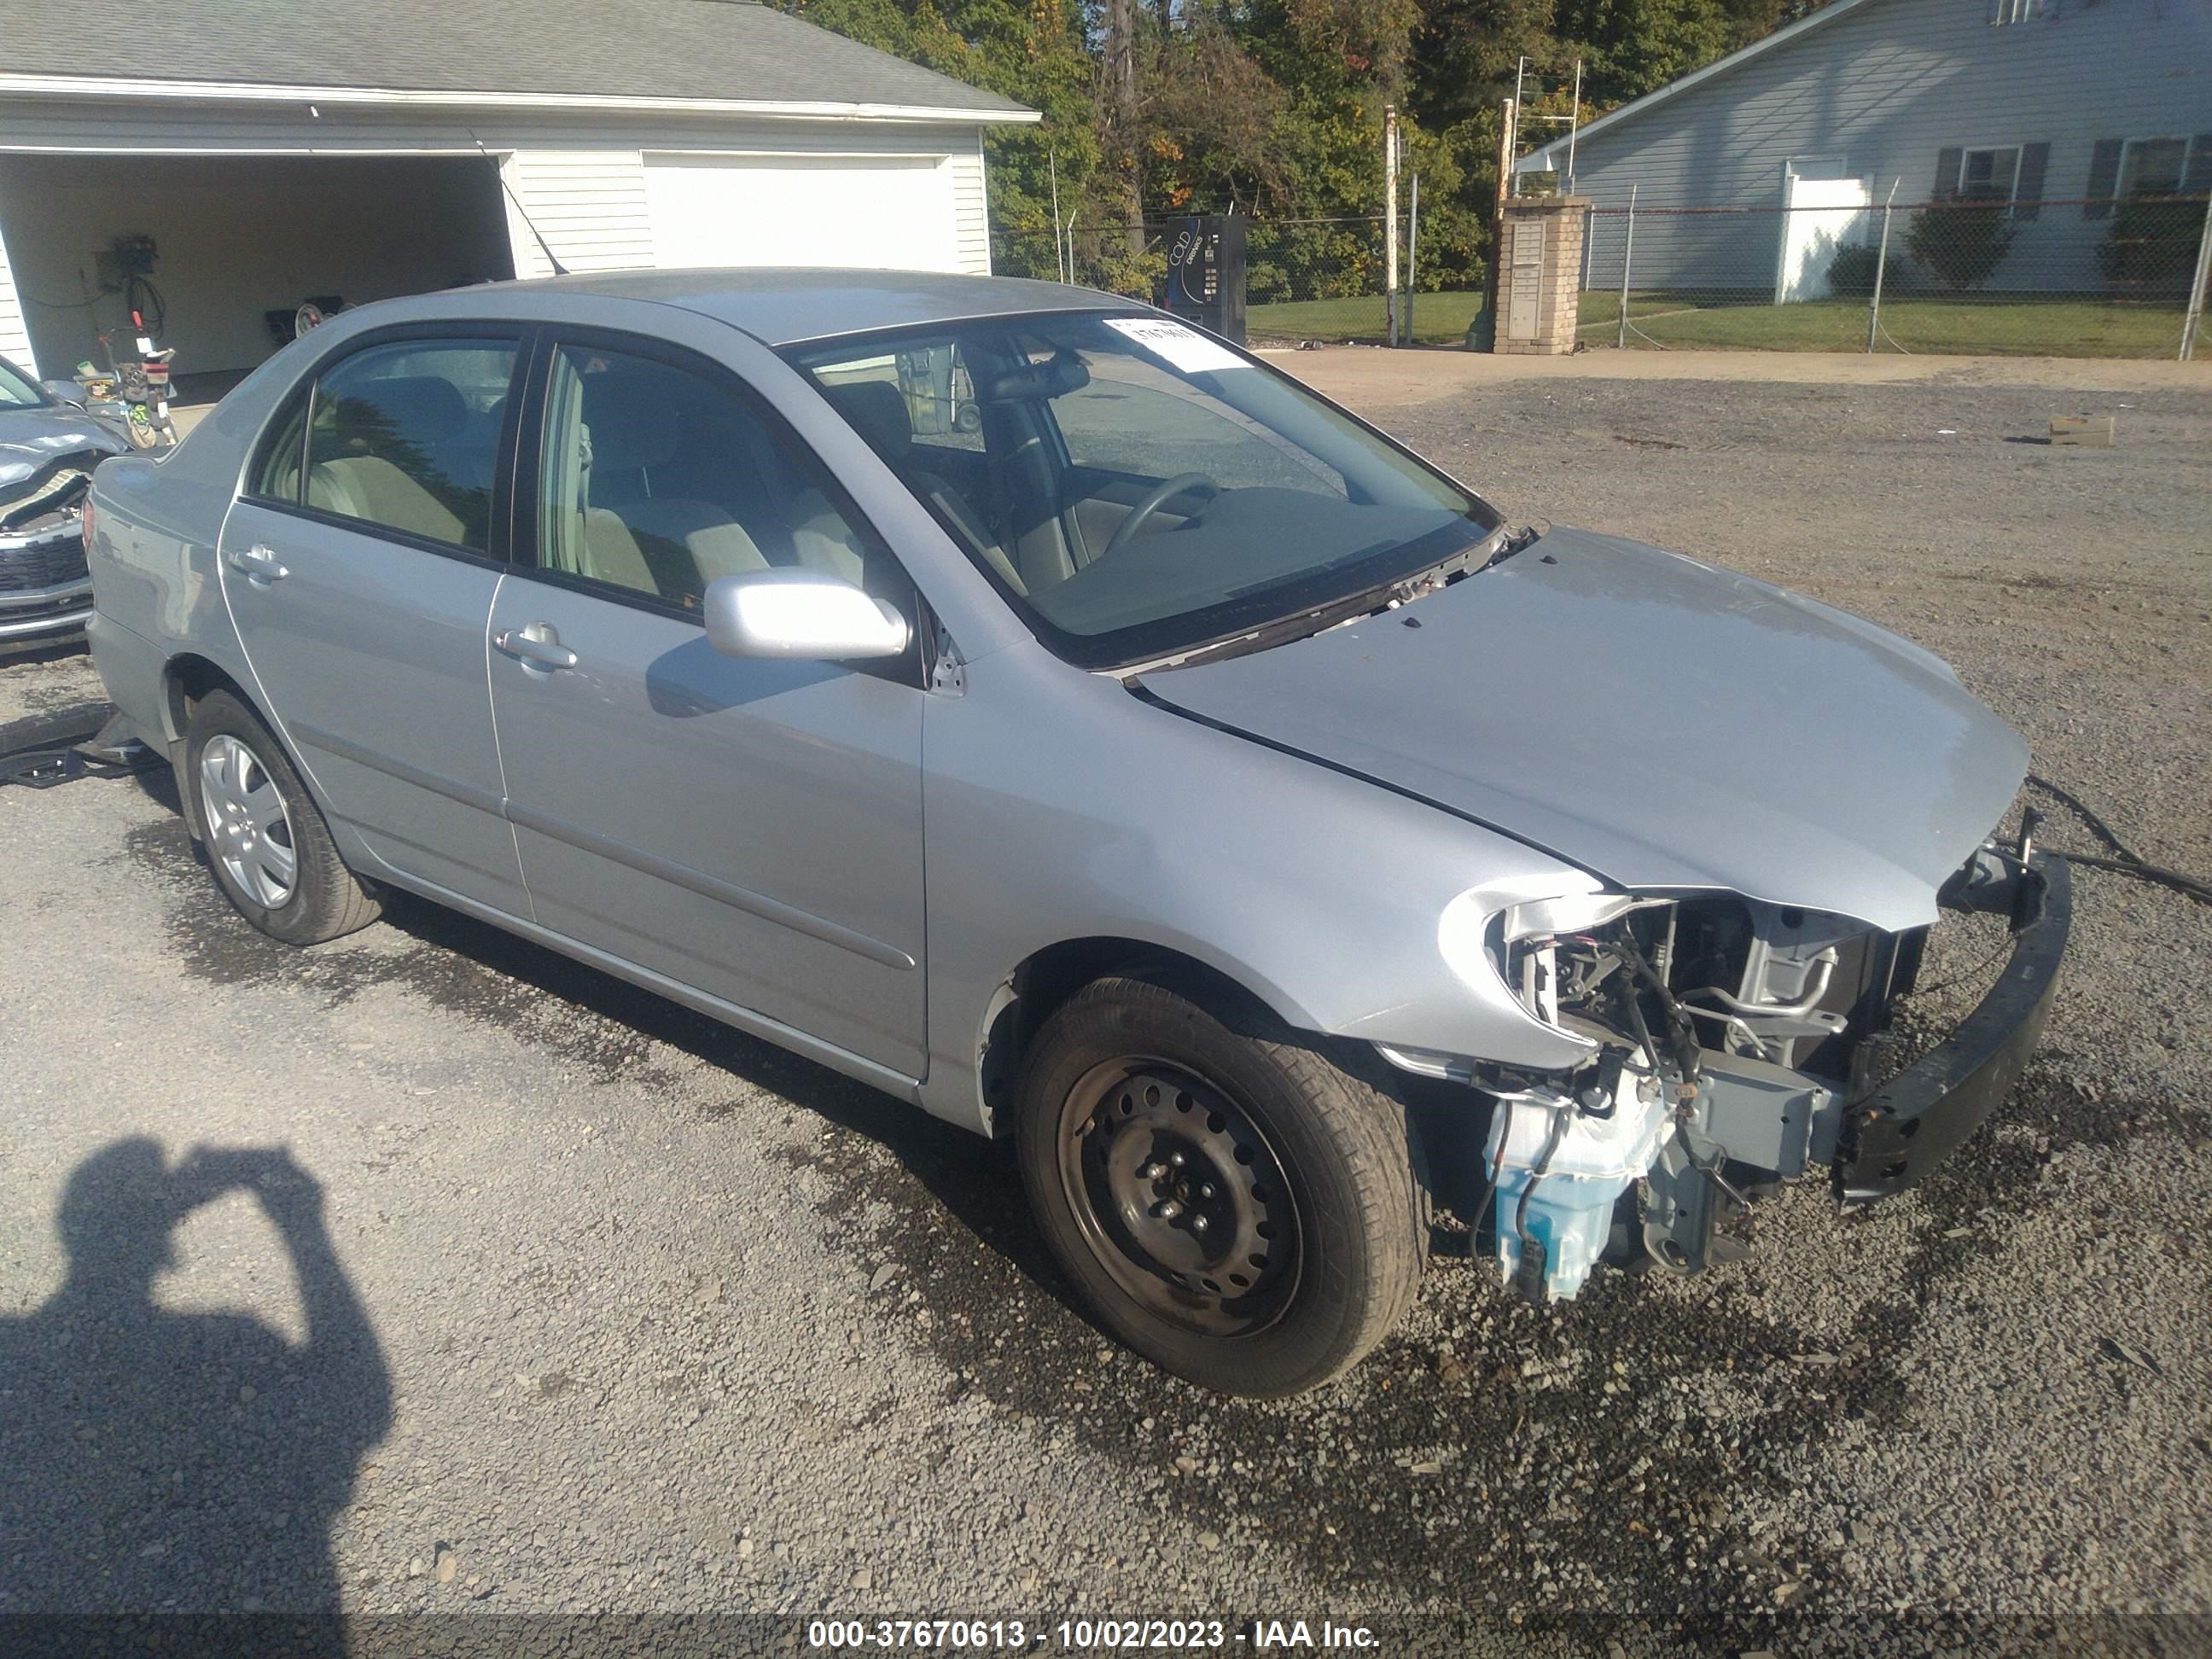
top-left (1057, 1059), bottom-right (1301, 1338)
top-left (198, 733), bottom-right (299, 909)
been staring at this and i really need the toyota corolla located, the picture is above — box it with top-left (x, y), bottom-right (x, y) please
top-left (84, 271), bottom-right (2067, 1396)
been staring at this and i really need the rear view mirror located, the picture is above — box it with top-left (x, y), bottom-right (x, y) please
top-left (978, 349), bottom-right (1089, 403)
top-left (703, 569), bottom-right (910, 662)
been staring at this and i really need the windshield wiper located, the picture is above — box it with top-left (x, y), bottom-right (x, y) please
top-left (1141, 538), bottom-right (1494, 675)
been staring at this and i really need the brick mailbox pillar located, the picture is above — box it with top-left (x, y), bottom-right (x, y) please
top-left (1493, 196), bottom-right (1588, 355)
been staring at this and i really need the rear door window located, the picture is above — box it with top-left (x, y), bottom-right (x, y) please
top-left (294, 340), bottom-right (520, 553)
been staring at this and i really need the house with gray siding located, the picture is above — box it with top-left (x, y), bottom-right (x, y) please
top-left (1515, 0), bottom-right (2212, 300)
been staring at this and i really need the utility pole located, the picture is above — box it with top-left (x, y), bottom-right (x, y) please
top-left (1103, 0), bottom-right (1144, 266)
top-left (1384, 106), bottom-right (1401, 346)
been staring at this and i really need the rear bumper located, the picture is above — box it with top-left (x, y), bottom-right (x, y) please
top-left (1832, 849), bottom-right (2070, 1207)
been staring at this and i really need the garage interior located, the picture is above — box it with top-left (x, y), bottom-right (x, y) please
top-left (0, 154), bottom-right (514, 381)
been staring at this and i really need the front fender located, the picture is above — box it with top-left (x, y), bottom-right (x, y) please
top-left (917, 642), bottom-right (1597, 1134)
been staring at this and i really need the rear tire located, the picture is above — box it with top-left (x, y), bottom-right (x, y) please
top-left (183, 690), bottom-right (381, 945)
top-left (1014, 975), bottom-right (1424, 1397)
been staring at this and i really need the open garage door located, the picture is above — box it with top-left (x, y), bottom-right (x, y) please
top-left (0, 154), bottom-right (513, 380)
top-left (644, 154), bottom-right (959, 272)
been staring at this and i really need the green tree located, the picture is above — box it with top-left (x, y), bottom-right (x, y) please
top-left (771, 0), bottom-right (1814, 300)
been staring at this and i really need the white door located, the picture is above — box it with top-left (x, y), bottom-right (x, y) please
top-left (643, 154), bottom-right (958, 271)
top-left (1774, 166), bottom-right (1872, 305)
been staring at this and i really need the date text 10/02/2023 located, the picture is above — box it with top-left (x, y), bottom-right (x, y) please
top-left (805, 1620), bottom-right (1383, 1651)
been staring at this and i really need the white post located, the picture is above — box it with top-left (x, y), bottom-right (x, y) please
top-left (1406, 172), bottom-right (1420, 345)
top-left (1049, 152), bottom-right (1065, 284)
top-left (1566, 60), bottom-right (1582, 191)
top-left (1866, 178), bottom-right (1899, 354)
top-left (1617, 183), bottom-right (1637, 349)
top-left (2180, 189), bottom-right (2212, 361)
top-left (1384, 106), bottom-right (1401, 346)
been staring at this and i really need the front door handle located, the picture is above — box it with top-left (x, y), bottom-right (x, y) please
top-left (224, 544), bottom-right (289, 585)
top-left (493, 624), bottom-right (579, 672)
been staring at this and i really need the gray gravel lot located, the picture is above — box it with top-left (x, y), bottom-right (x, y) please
top-left (2, 364), bottom-right (2207, 1652)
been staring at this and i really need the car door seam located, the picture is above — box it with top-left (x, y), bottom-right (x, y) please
top-left (482, 571), bottom-right (538, 926)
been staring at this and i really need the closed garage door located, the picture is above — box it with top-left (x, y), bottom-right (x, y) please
top-left (643, 154), bottom-right (958, 272)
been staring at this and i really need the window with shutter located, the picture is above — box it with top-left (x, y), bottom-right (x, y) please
top-left (1959, 148), bottom-right (2023, 202)
top-left (2120, 138), bottom-right (2189, 197)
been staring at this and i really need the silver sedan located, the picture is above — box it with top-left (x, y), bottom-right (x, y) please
top-left (85, 271), bottom-right (2066, 1395)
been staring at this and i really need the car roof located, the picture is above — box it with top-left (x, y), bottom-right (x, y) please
top-left (462, 268), bottom-right (1137, 348)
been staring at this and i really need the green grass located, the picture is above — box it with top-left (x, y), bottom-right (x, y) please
top-left (1580, 292), bottom-right (2187, 358)
top-left (1247, 289), bottom-right (1481, 346)
top-left (1248, 286), bottom-right (2189, 358)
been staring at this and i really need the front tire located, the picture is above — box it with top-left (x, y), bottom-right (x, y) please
top-left (183, 690), bottom-right (381, 945)
top-left (1014, 975), bottom-right (1424, 1397)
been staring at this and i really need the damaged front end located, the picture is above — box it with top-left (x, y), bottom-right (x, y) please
top-left (0, 451), bottom-right (106, 644)
top-left (1389, 826), bottom-right (2070, 1304)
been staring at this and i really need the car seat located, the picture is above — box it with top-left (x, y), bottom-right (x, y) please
top-left (306, 375), bottom-right (477, 545)
top-left (576, 369), bottom-right (767, 602)
top-left (822, 381), bottom-right (1025, 595)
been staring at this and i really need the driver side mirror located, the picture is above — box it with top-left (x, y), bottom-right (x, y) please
top-left (703, 568), bottom-right (910, 662)
top-left (43, 379), bottom-right (89, 409)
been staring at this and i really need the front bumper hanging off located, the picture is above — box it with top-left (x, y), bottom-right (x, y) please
top-left (1832, 848), bottom-right (2071, 1208)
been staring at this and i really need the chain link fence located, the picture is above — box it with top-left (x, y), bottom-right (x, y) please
top-left (992, 192), bottom-right (2209, 359)
top-left (1576, 193), bottom-right (2212, 358)
top-left (993, 217), bottom-right (1444, 346)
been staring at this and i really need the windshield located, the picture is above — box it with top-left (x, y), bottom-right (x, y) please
top-left (786, 311), bottom-right (1499, 668)
top-left (0, 356), bottom-right (48, 410)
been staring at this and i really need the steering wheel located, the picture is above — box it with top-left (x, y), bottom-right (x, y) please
top-left (1099, 473), bottom-right (1219, 561)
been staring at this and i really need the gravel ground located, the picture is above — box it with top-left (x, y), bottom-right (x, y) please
top-left (2, 368), bottom-right (2207, 1653)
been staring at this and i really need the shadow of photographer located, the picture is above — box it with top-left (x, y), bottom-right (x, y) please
top-left (0, 1138), bottom-right (389, 1633)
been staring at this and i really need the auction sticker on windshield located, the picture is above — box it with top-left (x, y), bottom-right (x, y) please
top-left (1103, 317), bottom-right (1247, 374)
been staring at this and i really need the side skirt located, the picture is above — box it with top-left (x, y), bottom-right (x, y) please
top-left (341, 846), bottom-right (929, 1112)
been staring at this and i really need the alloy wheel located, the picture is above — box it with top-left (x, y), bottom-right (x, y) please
top-left (198, 733), bottom-right (299, 909)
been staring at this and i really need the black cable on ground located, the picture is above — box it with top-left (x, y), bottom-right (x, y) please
top-left (2052, 850), bottom-right (2212, 906)
top-left (2026, 772), bottom-right (2210, 908)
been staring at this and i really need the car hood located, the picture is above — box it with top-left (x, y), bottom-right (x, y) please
top-left (0, 407), bottom-right (130, 492)
top-left (1135, 528), bottom-right (2026, 932)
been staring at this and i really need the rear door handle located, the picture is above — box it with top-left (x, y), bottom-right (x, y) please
top-left (493, 624), bottom-right (578, 672)
top-left (224, 544), bottom-right (289, 584)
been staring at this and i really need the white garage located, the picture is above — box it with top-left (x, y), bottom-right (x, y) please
top-left (0, 0), bottom-right (1035, 381)
top-left (643, 154), bottom-right (964, 273)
